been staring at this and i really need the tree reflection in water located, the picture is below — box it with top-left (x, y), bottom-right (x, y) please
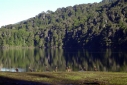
top-left (0, 48), bottom-right (127, 72)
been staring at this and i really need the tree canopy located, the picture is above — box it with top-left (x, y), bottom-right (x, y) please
top-left (0, 0), bottom-right (127, 48)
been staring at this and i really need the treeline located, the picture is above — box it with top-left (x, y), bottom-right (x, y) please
top-left (0, 0), bottom-right (127, 48)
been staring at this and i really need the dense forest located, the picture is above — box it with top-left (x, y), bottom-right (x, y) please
top-left (0, 0), bottom-right (127, 48)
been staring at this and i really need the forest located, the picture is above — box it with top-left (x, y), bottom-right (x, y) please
top-left (0, 0), bottom-right (127, 48)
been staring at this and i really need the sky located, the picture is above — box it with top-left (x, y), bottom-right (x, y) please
top-left (0, 0), bottom-right (102, 27)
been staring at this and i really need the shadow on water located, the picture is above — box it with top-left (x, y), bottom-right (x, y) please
top-left (0, 75), bottom-right (50, 85)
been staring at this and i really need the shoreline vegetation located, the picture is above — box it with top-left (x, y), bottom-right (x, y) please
top-left (0, 71), bottom-right (127, 85)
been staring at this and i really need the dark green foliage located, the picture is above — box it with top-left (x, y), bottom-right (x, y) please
top-left (0, 0), bottom-right (127, 48)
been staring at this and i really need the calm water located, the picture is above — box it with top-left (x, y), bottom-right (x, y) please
top-left (0, 48), bottom-right (127, 72)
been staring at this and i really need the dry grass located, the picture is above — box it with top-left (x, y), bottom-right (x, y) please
top-left (0, 71), bottom-right (127, 85)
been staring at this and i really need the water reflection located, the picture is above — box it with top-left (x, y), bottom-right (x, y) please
top-left (1, 68), bottom-right (25, 72)
top-left (0, 48), bottom-right (127, 72)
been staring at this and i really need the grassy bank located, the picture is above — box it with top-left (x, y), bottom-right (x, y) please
top-left (0, 71), bottom-right (127, 85)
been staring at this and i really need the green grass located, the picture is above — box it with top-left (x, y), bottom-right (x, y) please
top-left (0, 71), bottom-right (127, 85)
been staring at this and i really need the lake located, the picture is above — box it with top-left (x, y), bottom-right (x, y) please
top-left (0, 48), bottom-right (127, 72)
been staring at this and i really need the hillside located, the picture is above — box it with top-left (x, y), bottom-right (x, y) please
top-left (0, 0), bottom-right (127, 48)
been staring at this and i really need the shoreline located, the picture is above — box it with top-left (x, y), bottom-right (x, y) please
top-left (0, 71), bottom-right (127, 85)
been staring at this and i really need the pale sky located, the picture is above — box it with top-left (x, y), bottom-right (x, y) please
top-left (0, 0), bottom-right (102, 27)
